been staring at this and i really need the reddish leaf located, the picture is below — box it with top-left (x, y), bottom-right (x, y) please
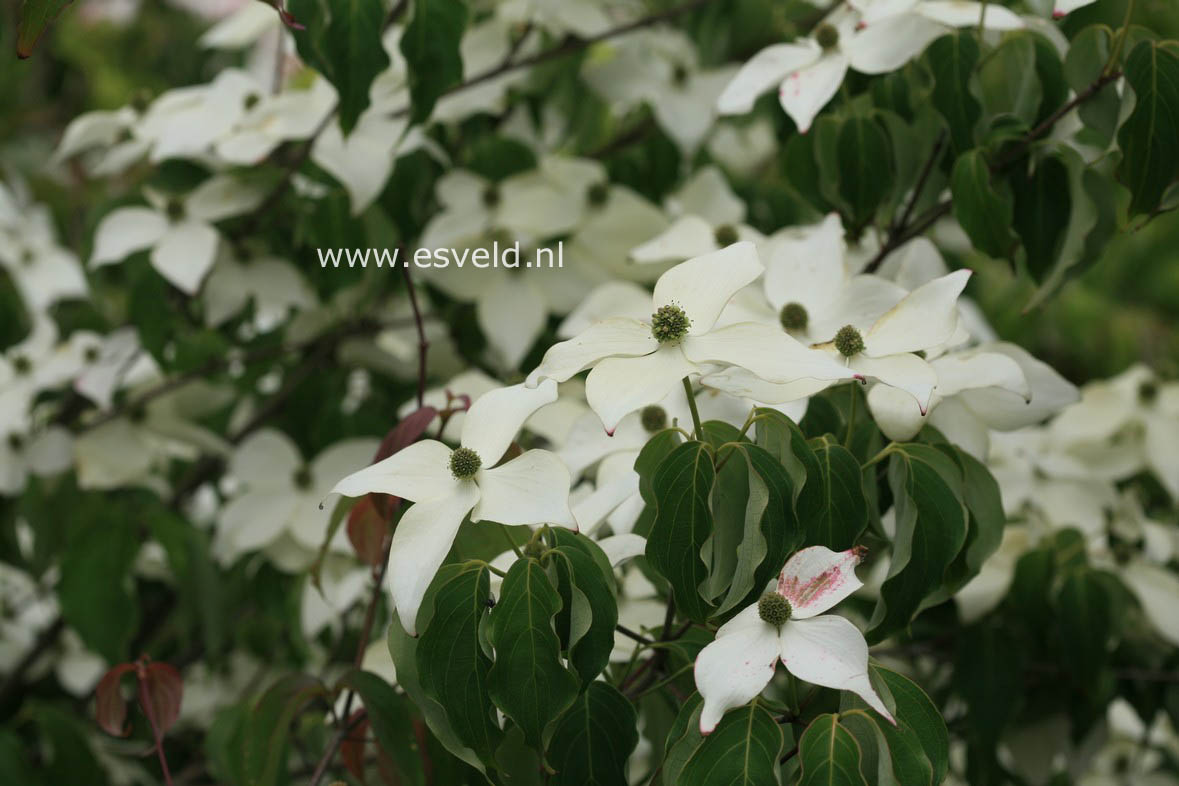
top-left (341, 713), bottom-right (369, 783)
top-left (347, 496), bottom-right (391, 566)
top-left (373, 406), bottom-right (438, 465)
top-left (16, 0), bottom-right (75, 59)
top-left (95, 663), bottom-right (136, 737)
top-left (138, 662), bottom-right (184, 737)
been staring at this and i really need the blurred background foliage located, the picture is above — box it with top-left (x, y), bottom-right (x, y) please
top-left (1, 0), bottom-right (1177, 385)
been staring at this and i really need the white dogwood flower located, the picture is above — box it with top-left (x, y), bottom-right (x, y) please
top-left (90, 175), bottom-right (265, 294)
top-left (694, 545), bottom-right (894, 734)
top-left (630, 166), bottom-right (763, 264)
top-left (526, 242), bottom-right (859, 432)
top-left (330, 380), bottom-right (575, 635)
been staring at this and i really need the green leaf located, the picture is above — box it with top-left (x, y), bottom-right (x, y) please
top-left (548, 532), bottom-right (618, 685)
top-left (400, 0), bottom-right (470, 123)
top-left (797, 714), bottom-right (869, 786)
top-left (840, 710), bottom-right (932, 786)
top-left (1012, 154), bottom-right (1072, 281)
top-left (487, 558), bottom-right (579, 754)
top-left (953, 624), bottom-right (1023, 747)
top-left (242, 674), bottom-right (330, 786)
top-left (708, 443), bottom-right (798, 615)
top-left (679, 702), bottom-right (784, 785)
top-left (644, 441), bottom-right (716, 622)
top-left (799, 435), bottom-right (868, 552)
top-left (1055, 567), bottom-right (1114, 684)
top-left (1117, 40), bottom-right (1179, 215)
top-left (951, 149), bottom-right (1018, 260)
top-left (837, 115), bottom-right (894, 228)
top-left (1064, 26), bottom-right (1119, 143)
top-left (868, 444), bottom-right (968, 642)
top-left (388, 610), bottom-right (488, 775)
top-left (547, 682), bottom-right (639, 786)
top-left (335, 669), bottom-right (424, 786)
top-left (871, 666), bottom-right (949, 783)
top-left (925, 32), bottom-right (981, 154)
top-left (417, 562), bottom-right (503, 764)
top-left (289, 0), bottom-right (391, 134)
top-left (937, 445), bottom-right (1005, 593)
top-left (57, 520), bottom-right (139, 663)
top-left (0, 732), bottom-right (40, 786)
top-left (16, 0), bottom-right (73, 58)
top-left (978, 34), bottom-right (1042, 126)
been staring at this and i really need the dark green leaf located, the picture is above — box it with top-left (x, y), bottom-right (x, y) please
top-left (1055, 567), bottom-right (1113, 683)
top-left (1064, 26), bottom-right (1119, 143)
top-left (336, 669), bottom-right (424, 786)
top-left (799, 435), bottom-right (868, 552)
top-left (417, 562), bottom-right (502, 764)
top-left (487, 558), bottom-right (579, 754)
top-left (548, 682), bottom-right (639, 786)
top-left (868, 444), bottom-right (968, 641)
top-left (1013, 154), bottom-right (1072, 280)
top-left (679, 702), bottom-right (783, 785)
top-left (926, 32), bottom-right (981, 154)
top-left (1117, 40), bottom-right (1179, 215)
top-left (871, 666), bottom-right (949, 783)
top-left (290, 0), bottom-right (391, 133)
top-left (837, 115), bottom-right (894, 228)
top-left (242, 674), bottom-right (329, 786)
top-left (797, 713), bottom-right (868, 786)
top-left (400, 0), bottom-right (470, 123)
top-left (979, 34), bottom-right (1042, 126)
top-left (951, 149), bottom-right (1018, 260)
top-left (644, 441), bottom-right (716, 622)
top-left (16, 0), bottom-right (74, 58)
top-left (549, 533), bottom-right (618, 685)
top-left (57, 520), bottom-right (139, 663)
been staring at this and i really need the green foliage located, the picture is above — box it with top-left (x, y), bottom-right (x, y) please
top-left (1117, 40), bottom-right (1179, 215)
top-left (400, 0), bottom-right (470, 123)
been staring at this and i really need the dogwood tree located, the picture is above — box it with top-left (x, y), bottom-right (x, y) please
top-left (1, 0), bottom-right (1178, 784)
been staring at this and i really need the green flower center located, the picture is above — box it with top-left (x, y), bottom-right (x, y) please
top-left (482, 186), bottom-right (501, 209)
top-left (757, 592), bottom-right (793, 626)
top-left (128, 405), bottom-right (148, 424)
top-left (815, 23), bottom-right (839, 51)
top-left (165, 199), bottom-right (186, 221)
top-left (19, 249), bottom-right (34, 267)
top-left (714, 224), bottom-right (739, 247)
top-left (779, 302), bottom-right (808, 332)
top-left (834, 324), bottom-right (864, 357)
top-left (1139, 381), bottom-right (1158, 404)
top-left (243, 92), bottom-right (261, 110)
top-left (11, 355), bottom-right (31, 375)
top-left (640, 405), bottom-right (668, 432)
top-left (6, 433), bottom-right (23, 452)
top-left (292, 466), bottom-right (313, 490)
top-left (84, 346), bottom-right (101, 364)
top-left (586, 182), bottom-right (610, 207)
top-left (672, 64), bottom-right (689, 86)
top-left (449, 447), bottom-right (482, 479)
top-left (651, 303), bottom-right (691, 344)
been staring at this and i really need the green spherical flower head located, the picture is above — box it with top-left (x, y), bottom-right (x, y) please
top-left (84, 346), bottom-right (101, 364)
top-left (641, 405), bottom-right (668, 432)
top-left (129, 405), bottom-right (148, 424)
top-left (757, 592), bottom-right (793, 627)
top-left (673, 64), bottom-right (689, 85)
top-left (292, 466), bottom-right (313, 490)
top-left (11, 355), bottom-right (31, 375)
top-left (6, 433), bottom-right (23, 452)
top-left (586, 182), bottom-right (610, 207)
top-left (1139, 381), bottom-right (1158, 404)
top-left (165, 199), bottom-right (186, 221)
top-left (834, 324), bottom-right (865, 357)
top-left (714, 224), bottom-right (739, 247)
top-left (19, 249), bottom-right (34, 267)
top-left (651, 303), bottom-right (691, 344)
top-left (523, 539), bottom-right (546, 560)
top-left (449, 447), bottom-right (482, 479)
top-left (779, 302), bottom-right (808, 332)
top-left (243, 92), bottom-right (261, 110)
top-left (815, 23), bottom-right (839, 51)
top-left (481, 186), bottom-right (501, 209)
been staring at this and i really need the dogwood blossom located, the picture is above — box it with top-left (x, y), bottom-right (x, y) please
top-left (526, 242), bottom-right (859, 431)
top-left (694, 546), bottom-right (893, 734)
top-left (330, 380), bottom-right (574, 635)
top-left (630, 167), bottom-right (762, 263)
top-left (90, 175), bottom-right (265, 294)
